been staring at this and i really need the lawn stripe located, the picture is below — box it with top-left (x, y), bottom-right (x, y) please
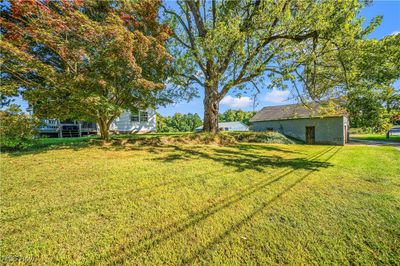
top-left (2, 147), bottom-right (294, 227)
top-left (0, 162), bottom-right (244, 224)
top-left (149, 146), bottom-right (335, 232)
top-left (182, 147), bottom-right (342, 264)
top-left (100, 146), bottom-right (336, 264)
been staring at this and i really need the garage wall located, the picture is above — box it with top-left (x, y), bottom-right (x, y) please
top-left (251, 117), bottom-right (345, 145)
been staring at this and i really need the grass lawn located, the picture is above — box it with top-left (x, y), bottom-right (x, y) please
top-left (1, 139), bottom-right (399, 264)
top-left (351, 133), bottom-right (400, 142)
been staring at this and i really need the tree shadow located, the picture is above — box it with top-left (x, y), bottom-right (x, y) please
top-left (99, 147), bottom-right (338, 264)
top-left (231, 143), bottom-right (301, 154)
top-left (150, 144), bottom-right (330, 172)
top-left (3, 136), bottom-right (340, 264)
top-left (182, 146), bottom-right (342, 264)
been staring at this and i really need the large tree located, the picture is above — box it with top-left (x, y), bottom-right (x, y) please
top-left (1, 0), bottom-right (171, 140)
top-left (163, 0), bottom-right (374, 132)
top-left (337, 33), bottom-right (400, 131)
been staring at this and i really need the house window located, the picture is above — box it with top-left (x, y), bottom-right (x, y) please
top-left (131, 112), bottom-right (139, 122)
top-left (131, 111), bottom-right (149, 122)
top-left (140, 111), bottom-right (149, 122)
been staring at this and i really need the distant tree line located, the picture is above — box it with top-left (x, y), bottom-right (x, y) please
top-left (218, 110), bottom-right (256, 126)
top-left (157, 109), bottom-right (255, 132)
top-left (157, 113), bottom-right (202, 132)
top-left (347, 87), bottom-right (400, 132)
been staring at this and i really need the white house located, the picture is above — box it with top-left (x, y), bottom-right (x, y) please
top-left (38, 109), bottom-right (156, 137)
top-left (110, 109), bottom-right (157, 134)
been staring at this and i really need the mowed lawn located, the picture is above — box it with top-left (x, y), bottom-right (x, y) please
top-left (1, 141), bottom-right (399, 264)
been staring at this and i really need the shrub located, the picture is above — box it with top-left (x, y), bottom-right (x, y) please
top-left (94, 131), bottom-right (295, 147)
top-left (0, 106), bottom-right (40, 151)
top-left (349, 127), bottom-right (374, 134)
top-left (227, 132), bottom-right (295, 144)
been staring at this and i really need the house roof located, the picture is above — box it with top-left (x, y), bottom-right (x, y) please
top-left (195, 121), bottom-right (249, 130)
top-left (250, 102), bottom-right (346, 122)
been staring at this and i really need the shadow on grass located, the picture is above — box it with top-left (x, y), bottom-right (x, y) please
top-left (98, 147), bottom-right (339, 264)
top-left (231, 143), bottom-right (300, 153)
top-left (3, 144), bottom-right (333, 226)
top-left (3, 141), bottom-right (340, 263)
top-left (150, 144), bottom-right (324, 172)
top-left (182, 147), bottom-right (342, 264)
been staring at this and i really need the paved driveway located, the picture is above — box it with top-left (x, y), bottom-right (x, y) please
top-left (349, 138), bottom-right (400, 147)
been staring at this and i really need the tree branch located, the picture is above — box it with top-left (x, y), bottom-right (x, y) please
top-left (212, 0), bottom-right (216, 29)
top-left (162, 2), bottom-right (206, 74)
top-left (178, 73), bottom-right (205, 87)
top-left (185, 0), bottom-right (207, 37)
top-left (217, 0), bottom-right (288, 75)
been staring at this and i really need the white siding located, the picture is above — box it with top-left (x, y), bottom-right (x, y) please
top-left (111, 109), bottom-right (156, 133)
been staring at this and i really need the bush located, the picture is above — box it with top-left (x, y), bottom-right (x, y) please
top-left (349, 127), bottom-right (374, 134)
top-left (152, 132), bottom-right (293, 145)
top-left (0, 106), bottom-right (40, 151)
top-left (112, 133), bottom-right (237, 146)
top-left (105, 131), bottom-right (294, 147)
top-left (227, 132), bottom-right (295, 144)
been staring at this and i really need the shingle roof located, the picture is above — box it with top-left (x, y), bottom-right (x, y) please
top-left (250, 102), bottom-right (346, 122)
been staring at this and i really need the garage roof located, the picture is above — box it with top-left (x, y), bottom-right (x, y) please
top-left (250, 102), bottom-right (346, 122)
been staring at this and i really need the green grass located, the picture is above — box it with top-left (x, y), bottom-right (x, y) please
top-left (1, 139), bottom-right (399, 264)
top-left (351, 133), bottom-right (400, 142)
top-left (37, 135), bottom-right (98, 145)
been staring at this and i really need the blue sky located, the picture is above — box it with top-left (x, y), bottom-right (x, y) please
top-left (10, 0), bottom-right (400, 116)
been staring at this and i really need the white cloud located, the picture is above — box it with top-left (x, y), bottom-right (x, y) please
top-left (263, 88), bottom-right (290, 103)
top-left (390, 31), bottom-right (399, 36)
top-left (220, 95), bottom-right (252, 109)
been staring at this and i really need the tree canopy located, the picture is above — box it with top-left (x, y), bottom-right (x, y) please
top-left (163, 0), bottom-right (374, 132)
top-left (1, 0), bottom-right (171, 139)
top-left (340, 34), bottom-right (400, 131)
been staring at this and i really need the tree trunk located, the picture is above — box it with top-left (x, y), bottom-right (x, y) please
top-left (98, 118), bottom-right (110, 141)
top-left (203, 83), bottom-right (219, 133)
